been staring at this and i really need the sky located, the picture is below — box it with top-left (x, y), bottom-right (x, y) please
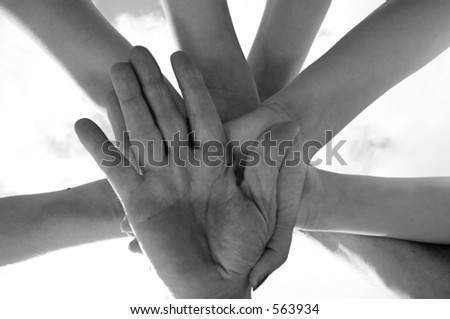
top-left (1, 0), bottom-right (450, 316)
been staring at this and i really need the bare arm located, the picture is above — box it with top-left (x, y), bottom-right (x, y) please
top-left (226, 0), bottom-right (450, 297)
top-left (0, 0), bottom-right (261, 265)
top-left (0, 0), bottom-right (131, 109)
top-left (248, 0), bottom-right (331, 101)
top-left (299, 170), bottom-right (450, 245)
top-left (290, 0), bottom-right (450, 297)
top-left (306, 231), bottom-right (450, 298)
top-left (0, 0), bottom-right (134, 265)
top-left (0, 180), bottom-right (125, 267)
top-left (230, 0), bottom-right (450, 144)
top-left (162, 0), bottom-right (260, 121)
top-left (274, 0), bottom-right (450, 144)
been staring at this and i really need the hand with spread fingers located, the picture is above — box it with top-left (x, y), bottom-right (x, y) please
top-left (75, 48), bottom-right (306, 298)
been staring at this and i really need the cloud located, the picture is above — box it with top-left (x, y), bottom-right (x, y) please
top-left (1, 0), bottom-right (449, 303)
top-left (0, 17), bottom-right (106, 194)
top-left (93, 0), bottom-right (163, 22)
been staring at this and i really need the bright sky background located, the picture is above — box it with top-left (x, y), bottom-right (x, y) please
top-left (1, 0), bottom-right (450, 317)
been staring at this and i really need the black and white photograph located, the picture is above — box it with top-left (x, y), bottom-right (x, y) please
top-left (0, 0), bottom-right (449, 317)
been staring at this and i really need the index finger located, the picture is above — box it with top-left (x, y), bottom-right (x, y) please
top-left (171, 51), bottom-right (226, 144)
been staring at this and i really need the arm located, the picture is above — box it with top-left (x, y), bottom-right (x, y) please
top-left (0, 180), bottom-right (125, 267)
top-left (0, 0), bottom-right (144, 261)
top-left (298, 170), bottom-right (450, 244)
top-left (0, 0), bottom-right (264, 265)
top-left (248, 0), bottom-right (331, 101)
top-left (161, 0), bottom-right (260, 120)
top-left (0, 0), bottom-right (130, 109)
top-left (76, 49), bottom-right (301, 298)
top-left (227, 0), bottom-right (450, 297)
top-left (306, 231), bottom-right (450, 298)
top-left (275, 0), bottom-right (450, 144)
top-left (229, 0), bottom-right (450, 145)
top-left (289, 0), bottom-right (450, 297)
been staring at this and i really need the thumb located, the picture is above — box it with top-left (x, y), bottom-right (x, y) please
top-left (249, 130), bottom-right (306, 290)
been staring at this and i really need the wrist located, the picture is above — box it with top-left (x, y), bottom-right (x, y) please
top-left (296, 166), bottom-right (332, 231)
top-left (73, 179), bottom-right (124, 221)
top-left (206, 278), bottom-right (252, 299)
top-left (297, 169), bottom-right (354, 232)
top-left (167, 276), bottom-right (252, 299)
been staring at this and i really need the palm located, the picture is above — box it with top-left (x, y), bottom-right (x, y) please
top-left (78, 48), bottom-right (308, 297)
top-left (121, 143), bottom-right (277, 293)
top-left (77, 48), bottom-right (305, 297)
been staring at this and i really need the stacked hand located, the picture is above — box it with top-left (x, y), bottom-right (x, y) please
top-left (76, 48), bottom-right (307, 298)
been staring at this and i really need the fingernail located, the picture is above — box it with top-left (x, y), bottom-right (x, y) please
top-left (253, 275), bottom-right (269, 291)
top-left (128, 240), bottom-right (142, 254)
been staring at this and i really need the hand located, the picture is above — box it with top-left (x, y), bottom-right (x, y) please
top-left (75, 49), bottom-right (305, 298)
top-left (222, 93), bottom-right (303, 289)
top-left (117, 46), bottom-right (310, 289)
top-left (112, 46), bottom-right (309, 288)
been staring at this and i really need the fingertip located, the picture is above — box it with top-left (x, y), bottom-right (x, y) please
top-left (74, 118), bottom-right (98, 139)
top-left (129, 45), bottom-right (151, 61)
top-left (74, 118), bottom-right (90, 132)
top-left (170, 51), bottom-right (203, 81)
top-left (128, 239), bottom-right (143, 254)
top-left (253, 275), bottom-right (269, 291)
top-left (249, 269), bottom-right (260, 289)
top-left (249, 255), bottom-right (272, 289)
top-left (170, 50), bottom-right (189, 69)
top-left (130, 46), bottom-right (164, 84)
top-left (250, 261), bottom-right (272, 291)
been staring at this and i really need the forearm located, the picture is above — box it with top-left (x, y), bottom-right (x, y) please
top-left (299, 170), bottom-right (450, 244)
top-left (248, 0), bottom-right (331, 101)
top-left (162, 0), bottom-right (259, 120)
top-left (294, 168), bottom-right (450, 297)
top-left (0, 0), bottom-right (131, 108)
top-left (0, 179), bottom-right (125, 266)
top-left (305, 231), bottom-right (450, 298)
top-left (272, 0), bottom-right (450, 146)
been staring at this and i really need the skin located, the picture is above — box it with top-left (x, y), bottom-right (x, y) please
top-left (1, 0), bottom-right (450, 297)
top-left (229, 0), bottom-right (450, 145)
top-left (0, 0), bottom-right (319, 287)
top-left (0, 180), bottom-right (122, 267)
top-left (159, 0), bottom-right (450, 296)
top-left (162, 0), bottom-right (260, 119)
top-left (76, 49), bottom-right (305, 298)
top-left (230, 0), bottom-right (450, 297)
top-left (248, 0), bottom-right (332, 101)
top-left (298, 173), bottom-right (450, 244)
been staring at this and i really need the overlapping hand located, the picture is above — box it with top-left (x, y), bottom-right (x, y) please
top-left (76, 48), bottom-right (307, 298)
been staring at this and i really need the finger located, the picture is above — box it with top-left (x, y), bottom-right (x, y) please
top-left (242, 122), bottom-right (299, 225)
top-left (171, 51), bottom-right (226, 144)
top-left (75, 118), bottom-right (140, 196)
top-left (128, 239), bottom-right (143, 254)
top-left (130, 46), bottom-right (188, 141)
top-left (249, 0), bottom-right (330, 101)
top-left (106, 92), bottom-right (139, 169)
top-left (277, 132), bottom-right (307, 223)
top-left (249, 221), bottom-right (295, 290)
top-left (250, 132), bottom-right (306, 290)
top-left (111, 62), bottom-right (164, 168)
top-left (167, 79), bottom-right (187, 118)
top-left (257, 121), bottom-right (300, 170)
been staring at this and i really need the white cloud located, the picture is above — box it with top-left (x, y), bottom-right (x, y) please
top-left (0, 17), bottom-right (106, 195)
top-left (1, 0), bottom-right (450, 309)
